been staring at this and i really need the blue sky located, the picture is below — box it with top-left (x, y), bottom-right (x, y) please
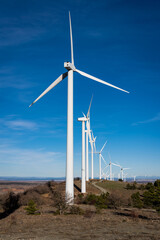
top-left (0, 0), bottom-right (160, 178)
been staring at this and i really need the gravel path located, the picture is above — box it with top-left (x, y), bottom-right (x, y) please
top-left (91, 181), bottom-right (108, 193)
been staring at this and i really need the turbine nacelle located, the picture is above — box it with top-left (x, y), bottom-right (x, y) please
top-left (64, 62), bottom-right (75, 71)
top-left (78, 116), bottom-right (89, 122)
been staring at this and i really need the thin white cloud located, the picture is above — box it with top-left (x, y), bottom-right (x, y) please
top-left (5, 119), bottom-right (38, 131)
top-left (0, 145), bottom-right (62, 165)
top-left (132, 113), bottom-right (160, 126)
top-left (0, 116), bottom-right (38, 131)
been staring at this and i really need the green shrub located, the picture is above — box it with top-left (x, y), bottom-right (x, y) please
top-left (84, 193), bottom-right (109, 210)
top-left (138, 184), bottom-right (145, 190)
top-left (143, 190), bottom-right (160, 209)
top-left (126, 183), bottom-right (137, 190)
top-left (69, 206), bottom-right (84, 215)
top-left (154, 180), bottom-right (160, 188)
top-left (145, 182), bottom-right (154, 192)
top-left (131, 192), bottom-right (143, 208)
top-left (118, 179), bottom-right (123, 182)
top-left (25, 200), bottom-right (39, 215)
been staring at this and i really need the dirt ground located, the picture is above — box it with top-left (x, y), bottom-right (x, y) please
top-left (0, 206), bottom-right (160, 240)
top-left (0, 180), bottom-right (160, 240)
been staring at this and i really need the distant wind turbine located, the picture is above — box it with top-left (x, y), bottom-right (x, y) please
top-left (95, 140), bottom-right (107, 179)
top-left (78, 114), bottom-right (88, 193)
top-left (29, 12), bottom-right (129, 202)
top-left (85, 96), bottom-right (93, 181)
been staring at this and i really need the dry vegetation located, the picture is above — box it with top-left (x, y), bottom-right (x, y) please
top-left (0, 180), bottom-right (160, 240)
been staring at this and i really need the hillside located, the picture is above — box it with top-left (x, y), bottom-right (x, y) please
top-left (0, 180), bottom-right (160, 240)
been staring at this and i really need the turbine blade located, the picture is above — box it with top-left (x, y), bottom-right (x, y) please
top-left (69, 12), bottom-right (74, 65)
top-left (75, 69), bottom-right (129, 93)
top-left (87, 123), bottom-right (93, 149)
top-left (82, 112), bottom-right (86, 118)
top-left (100, 140), bottom-right (107, 153)
top-left (87, 94), bottom-right (93, 118)
top-left (112, 163), bottom-right (121, 168)
top-left (101, 154), bottom-right (107, 165)
top-left (29, 72), bottom-right (68, 107)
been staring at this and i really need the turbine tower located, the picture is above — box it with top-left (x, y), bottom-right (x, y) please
top-left (29, 12), bottom-right (129, 202)
top-left (85, 96), bottom-right (93, 181)
top-left (78, 115), bottom-right (88, 193)
top-left (90, 131), bottom-right (97, 179)
top-left (95, 141), bottom-right (107, 179)
top-left (120, 167), bottom-right (130, 181)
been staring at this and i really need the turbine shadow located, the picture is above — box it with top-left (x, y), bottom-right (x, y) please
top-left (74, 183), bottom-right (81, 192)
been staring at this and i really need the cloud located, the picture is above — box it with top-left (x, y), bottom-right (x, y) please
top-left (0, 144), bottom-right (62, 165)
top-left (0, 116), bottom-right (38, 131)
top-left (0, 67), bottom-right (37, 89)
top-left (132, 113), bottom-right (160, 126)
top-left (0, 10), bottom-right (59, 47)
top-left (5, 119), bottom-right (38, 131)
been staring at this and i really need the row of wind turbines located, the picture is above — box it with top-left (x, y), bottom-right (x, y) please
top-left (78, 97), bottom-right (130, 193)
top-left (29, 12), bottom-right (129, 202)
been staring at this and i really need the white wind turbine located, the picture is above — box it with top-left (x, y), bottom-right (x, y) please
top-left (95, 141), bottom-right (107, 179)
top-left (85, 96), bottom-right (93, 181)
top-left (108, 153), bottom-right (121, 181)
top-left (78, 114), bottom-right (88, 193)
top-left (90, 131), bottom-right (97, 179)
top-left (101, 164), bottom-right (109, 179)
top-left (29, 12), bottom-right (129, 202)
top-left (120, 167), bottom-right (130, 181)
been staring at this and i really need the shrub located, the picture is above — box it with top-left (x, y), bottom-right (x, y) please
top-left (84, 193), bottom-right (109, 210)
top-left (53, 191), bottom-right (68, 215)
top-left (76, 193), bottom-right (84, 204)
top-left (2, 192), bottom-right (20, 214)
top-left (69, 206), bottom-right (84, 215)
top-left (118, 179), bottom-right (123, 182)
top-left (25, 200), bottom-right (39, 215)
top-left (143, 190), bottom-right (160, 209)
top-left (131, 192), bottom-right (143, 208)
top-left (145, 182), bottom-right (154, 192)
top-left (138, 184), bottom-right (145, 190)
top-left (154, 180), bottom-right (160, 188)
top-left (126, 183), bottom-right (137, 190)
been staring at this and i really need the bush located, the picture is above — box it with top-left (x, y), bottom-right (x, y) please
top-left (25, 200), bottom-right (39, 215)
top-left (131, 192), bottom-right (143, 208)
top-left (143, 190), bottom-right (160, 209)
top-left (145, 182), bottom-right (154, 192)
top-left (76, 194), bottom-right (84, 204)
top-left (118, 179), bottom-right (123, 182)
top-left (84, 193), bottom-right (109, 210)
top-left (53, 191), bottom-right (68, 215)
top-left (138, 184), bottom-right (145, 190)
top-left (154, 180), bottom-right (160, 188)
top-left (69, 206), bottom-right (84, 215)
top-left (126, 183), bottom-right (137, 190)
top-left (2, 192), bottom-right (20, 214)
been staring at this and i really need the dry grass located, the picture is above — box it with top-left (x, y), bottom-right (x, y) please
top-left (0, 180), bottom-right (160, 239)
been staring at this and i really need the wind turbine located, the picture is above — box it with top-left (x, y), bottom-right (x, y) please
top-left (95, 140), bottom-right (107, 179)
top-left (108, 153), bottom-right (121, 181)
top-left (78, 115), bottom-right (88, 193)
top-left (89, 131), bottom-right (97, 179)
top-left (101, 163), bottom-right (109, 179)
top-left (85, 96), bottom-right (93, 181)
top-left (120, 167), bottom-right (130, 181)
top-left (29, 12), bottom-right (129, 202)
